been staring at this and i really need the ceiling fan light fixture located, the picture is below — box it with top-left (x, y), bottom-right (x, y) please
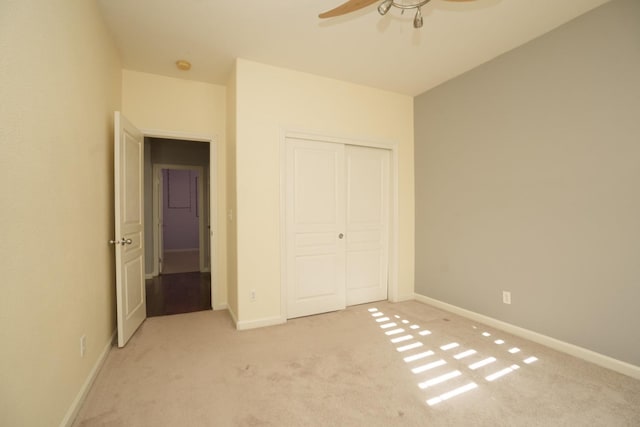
top-left (320, 0), bottom-right (450, 28)
top-left (378, 0), bottom-right (393, 15)
top-left (413, 7), bottom-right (423, 28)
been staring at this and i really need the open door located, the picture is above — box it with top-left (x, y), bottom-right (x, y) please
top-left (112, 112), bottom-right (146, 347)
top-left (155, 167), bottom-right (164, 275)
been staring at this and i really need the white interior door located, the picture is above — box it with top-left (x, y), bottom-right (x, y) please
top-left (152, 165), bottom-right (164, 274)
top-left (345, 146), bottom-right (390, 305)
top-left (156, 168), bottom-right (164, 274)
top-left (113, 112), bottom-right (146, 347)
top-left (286, 139), bottom-right (346, 319)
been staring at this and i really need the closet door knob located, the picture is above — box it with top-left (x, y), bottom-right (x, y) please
top-left (338, 233), bottom-right (344, 239)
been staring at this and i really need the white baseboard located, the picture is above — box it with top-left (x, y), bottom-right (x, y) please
top-left (226, 304), bottom-right (287, 331)
top-left (413, 293), bottom-right (640, 380)
top-left (227, 305), bottom-right (239, 327)
top-left (213, 302), bottom-right (228, 310)
top-left (145, 273), bottom-right (154, 279)
top-left (394, 294), bottom-right (416, 303)
top-left (60, 330), bottom-right (116, 427)
top-left (236, 315), bottom-right (286, 331)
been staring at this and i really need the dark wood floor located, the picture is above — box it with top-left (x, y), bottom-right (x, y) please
top-left (145, 272), bottom-right (212, 317)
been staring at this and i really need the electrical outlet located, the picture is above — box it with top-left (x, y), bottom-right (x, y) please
top-left (502, 291), bottom-right (511, 305)
top-left (80, 335), bottom-right (87, 357)
top-left (250, 290), bottom-right (256, 301)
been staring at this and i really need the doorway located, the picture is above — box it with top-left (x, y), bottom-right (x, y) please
top-left (144, 137), bottom-right (214, 317)
top-left (113, 111), bottom-right (220, 345)
top-left (153, 165), bottom-right (205, 274)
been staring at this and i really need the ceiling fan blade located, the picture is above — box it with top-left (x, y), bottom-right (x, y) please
top-left (319, 0), bottom-right (380, 19)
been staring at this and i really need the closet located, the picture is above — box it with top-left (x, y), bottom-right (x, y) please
top-left (285, 137), bottom-right (390, 318)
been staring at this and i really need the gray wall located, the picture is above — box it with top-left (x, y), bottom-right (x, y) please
top-left (414, 0), bottom-right (640, 366)
top-left (143, 138), bottom-right (211, 274)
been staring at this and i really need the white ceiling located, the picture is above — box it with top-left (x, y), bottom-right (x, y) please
top-left (97, 0), bottom-right (611, 96)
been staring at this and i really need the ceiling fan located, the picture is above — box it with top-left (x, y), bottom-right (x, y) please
top-left (319, 0), bottom-right (475, 28)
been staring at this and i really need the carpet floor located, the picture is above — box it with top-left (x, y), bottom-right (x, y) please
top-left (73, 300), bottom-right (640, 426)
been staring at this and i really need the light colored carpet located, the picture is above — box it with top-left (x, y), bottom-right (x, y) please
top-left (74, 301), bottom-right (640, 426)
top-left (162, 250), bottom-right (200, 274)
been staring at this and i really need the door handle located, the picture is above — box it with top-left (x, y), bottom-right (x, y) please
top-left (109, 238), bottom-right (133, 246)
top-left (338, 233), bottom-right (344, 239)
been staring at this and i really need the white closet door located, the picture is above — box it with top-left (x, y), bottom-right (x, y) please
top-left (286, 139), bottom-right (346, 319)
top-left (345, 146), bottom-right (390, 305)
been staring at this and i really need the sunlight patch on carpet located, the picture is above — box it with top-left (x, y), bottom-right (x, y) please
top-left (367, 307), bottom-right (540, 408)
top-left (412, 359), bottom-right (446, 374)
top-left (419, 370), bottom-right (462, 389)
top-left (426, 383), bottom-right (479, 406)
top-left (486, 364), bottom-right (520, 382)
top-left (397, 342), bottom-right (424, 352)
top-left (390, 335), bottom-right (414, 344)
top-left (404, 351), bottom-right (434, 363)
top-left (469, 357), bottom-right (497, 370)
top-left (440, 342), bottom-right (459, 351)
top-left (454, 349), bottom-right (477, 360)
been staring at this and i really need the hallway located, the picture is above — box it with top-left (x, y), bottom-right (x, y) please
top-left (161, 249), bottom-right (200, 274)
top-left (145, 272), bottom-right (211, 317)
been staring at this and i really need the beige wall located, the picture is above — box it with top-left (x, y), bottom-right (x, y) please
top-left (0, 1), bottom-right (121, 425)
top-left (121, 70), bottom-right (228, 308)
top-left (122, 70), bottom-right (225, 136)
top-left (414, 0), bottom-right (640, 366)
top-left (226, 64), bottom-right (239, 320)
top-left (233, 59), bottom-right (415, 325)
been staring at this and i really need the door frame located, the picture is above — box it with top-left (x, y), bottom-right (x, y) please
top-left (279, 130), bottom-right (399, 320)
top-left (152, 164), bottom-right (206, 274)
top-left (142, 129), bottom-right (219, 311)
